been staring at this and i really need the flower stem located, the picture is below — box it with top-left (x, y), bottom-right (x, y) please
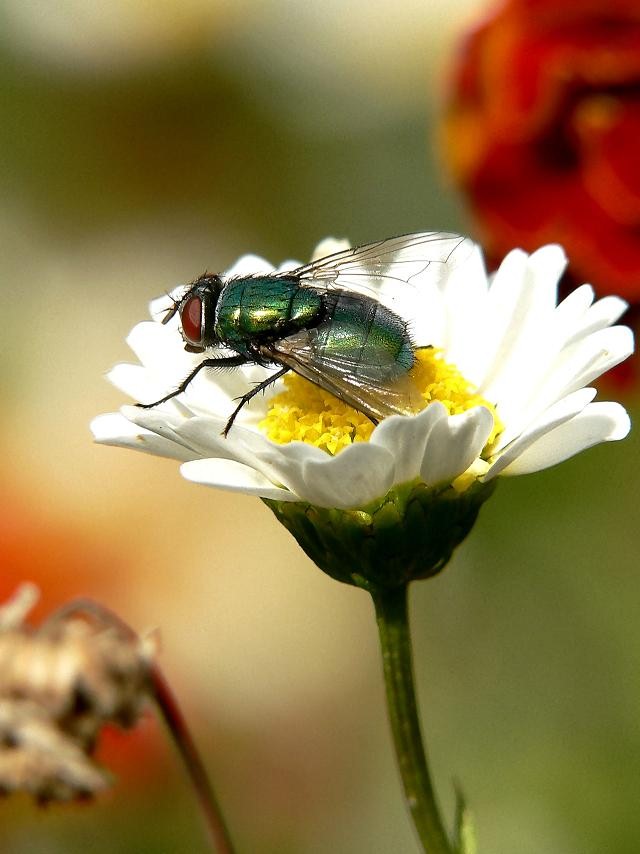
top-left (151, 666), bottom-right (236, 854)
top-left (372, 585), bottom-right (452, 854)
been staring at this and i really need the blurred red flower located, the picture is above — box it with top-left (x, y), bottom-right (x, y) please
top-left (443, 0), bottom-right (640, 305)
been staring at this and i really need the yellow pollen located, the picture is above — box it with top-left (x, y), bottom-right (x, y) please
top-left (259, 348), bottom-right (503, 456)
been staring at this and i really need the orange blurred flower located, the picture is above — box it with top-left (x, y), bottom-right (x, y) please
top-left (443, 0), bottom-right (640, 304)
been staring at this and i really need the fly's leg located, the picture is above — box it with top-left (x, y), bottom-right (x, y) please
top-left (136, 355), bottom-right (250, 409)
top-left (223, 367), bottom-right (290, 436)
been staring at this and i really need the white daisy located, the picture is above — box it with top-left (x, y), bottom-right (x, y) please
top-left (91, 235), bottom-right (633, 513)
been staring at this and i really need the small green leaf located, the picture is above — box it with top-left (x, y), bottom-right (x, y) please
top-left (454, 785), bottom-right (477, 854)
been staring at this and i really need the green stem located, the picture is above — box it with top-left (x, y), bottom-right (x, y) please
top-left (372, 585), bottom-right (453, 854)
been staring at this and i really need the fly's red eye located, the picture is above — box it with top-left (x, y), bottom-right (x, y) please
top-left (180, 295), bottom-right (203, 344)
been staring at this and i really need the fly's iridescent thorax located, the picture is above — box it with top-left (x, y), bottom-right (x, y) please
top-left (215, 276), bottom-right (323, 354)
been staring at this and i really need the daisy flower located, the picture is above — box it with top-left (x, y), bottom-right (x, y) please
top-left (91, 233), bottom-right (633, 851)
top-left (91, 235), bottom-right (632, 511)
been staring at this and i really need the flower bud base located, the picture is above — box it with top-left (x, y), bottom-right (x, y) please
top-left (264, 478), bottom-right (496, 593)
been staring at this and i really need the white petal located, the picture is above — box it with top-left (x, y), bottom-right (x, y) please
top-left (478, 247), bottom-right (564, 394)
top-left (131, 408), bottom-right (306, 498)
top-left (496, 402), bottom-right (631, 476)
top-left (310, 237), bottom-right (350, 260)
top-left (121, 403), bottom-right (189, 429)
top-left (407, 237), bottom-right (481, 349)
top-left (125, 322), bottom-right (205, 399)
top-left (276, 259), bottom-right (303, 272)
top-left (484, 285), bottom-right (599, 440)
top-left (176, 416), bottom-right (262, 465)
top-left (224, 254), bottom-right (274, 278)
top-left (553, 283), bottom-right (595, 332)
top-left (175, 417), bottom-right (335, 499)
top-left (420, 406), bottom-right (494, 486)
top-left (254, 441), bottom-right (396, 509)
top-left (107, 363), bottom-right (164, 402)
top-left (471, 251), bottom-right (529, 392)
top-left (440, 245), bottom-right (489, 382)
top-left (180, 370), bottom-right (240, 417)
top-left (542, 325), bottom-right (630, 411)
top-left (527, 244), bottom-right (567, 306)
top-left (119, 405), bottom-right (215, 458)
top-left (563, 295), bottom-right (628, 347)
top-left (484, 388), bottom-right (597, 479)
top-left (479, 249), bottom-right (544, 390)
top-left (493, 324), bottom-right (634, 450)
top-left (181, 458), bottom-right (298, 501)
top-left (370, 402), bottom-right (447, 484)
top-left (302, 444), bottom-right (396, 509)
top-left (126, 321), bottom-right (181, 369)
top-left (409, 283), bottom-right (447, 349)
top-left (90, 413), bottom-right (195, 461)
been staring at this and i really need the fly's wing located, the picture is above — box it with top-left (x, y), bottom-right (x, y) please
top-left (267, 328), bottom-right (423, 422)
top-left (276, 232), bottom-right (475, 313)
top-left (262, 233), bottom-right (477, 419)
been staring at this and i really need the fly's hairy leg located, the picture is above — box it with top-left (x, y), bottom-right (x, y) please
top-left (223, 366), bottom-right (290, 436)
top-left (137, 355), bottom-right (250, 409)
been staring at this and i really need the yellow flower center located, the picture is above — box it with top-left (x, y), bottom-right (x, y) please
top-left (260, 348), bottom-right (502, 456)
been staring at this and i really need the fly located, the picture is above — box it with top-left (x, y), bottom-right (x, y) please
top-left (137, 232), bottom-right (473, 435)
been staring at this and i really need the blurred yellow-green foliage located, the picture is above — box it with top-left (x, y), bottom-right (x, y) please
top-left (0, 2), bottom-right (638, 852)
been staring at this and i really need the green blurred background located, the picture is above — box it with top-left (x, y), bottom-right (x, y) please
top-left (0, 1), bottom-right (638, 852)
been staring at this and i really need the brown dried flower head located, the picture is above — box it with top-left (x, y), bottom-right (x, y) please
top-left (0, 584), bottom-right (155, 803)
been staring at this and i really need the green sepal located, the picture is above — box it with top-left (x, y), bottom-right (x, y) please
top-left (263, 477), bottom-right (496, 593)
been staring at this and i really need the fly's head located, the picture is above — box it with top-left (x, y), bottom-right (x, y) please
top-left (163, 273), bottom-right (224, 352)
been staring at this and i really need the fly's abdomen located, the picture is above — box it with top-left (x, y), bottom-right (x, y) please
top-left (216, 277), bottom-right (322, 351)
top-left (315, 293), bottom-right (414, 380)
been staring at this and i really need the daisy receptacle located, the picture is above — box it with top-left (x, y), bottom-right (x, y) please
top-left (92, 233), bottom-right (633, 853)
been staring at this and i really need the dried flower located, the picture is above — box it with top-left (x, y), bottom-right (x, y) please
top-left (0, 585), bottom-right (154, 803)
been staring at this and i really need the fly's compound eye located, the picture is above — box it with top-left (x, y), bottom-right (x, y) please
top-left (180, 294), bottom-right (203, 345)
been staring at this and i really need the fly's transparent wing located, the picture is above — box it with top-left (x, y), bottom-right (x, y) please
top-left (269, 232), bottom-right (476, 346)
top-left (271, 231), bottom-right (478, 351)
top-left (261, 232), bottom-right (478, 418)
top-left (280, 231), bottom-right (473, 303)
top-left (268, 328), bottom-right (423, 422)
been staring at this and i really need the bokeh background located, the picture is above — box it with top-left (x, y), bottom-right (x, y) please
top-left (1, 1), bottom-right (639, 852)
